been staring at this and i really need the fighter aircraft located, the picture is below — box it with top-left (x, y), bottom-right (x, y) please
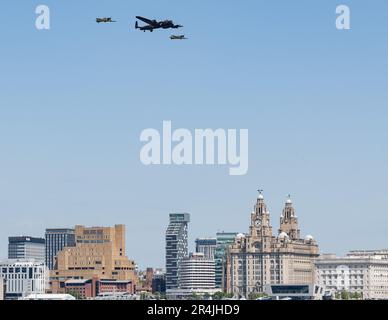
top-left (170, 35), bottom-right (187, 40)
top-left (135, 16), bottom-right (183, 32)
top-left (96, 17), bottom-right (116, 23)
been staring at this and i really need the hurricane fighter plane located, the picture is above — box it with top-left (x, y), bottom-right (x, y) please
top-left (96, 17), bottom-right (116, 23)
top-left (135, 16), bottom-right (183, 32)
top-left (170, 35), bottom-right (187, 40)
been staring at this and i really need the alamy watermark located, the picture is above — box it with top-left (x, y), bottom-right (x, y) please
top-left (35, 5), bottom-right (50, 30)
top-left (336, 5), bottom-right (351, 30)
top-left (34, 4), bottom-right (351, 31)
top-left (139, 121), bottom-right (249, 176)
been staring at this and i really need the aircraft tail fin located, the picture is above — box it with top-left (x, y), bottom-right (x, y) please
top-left (135, 21), bottom-right (139, 29)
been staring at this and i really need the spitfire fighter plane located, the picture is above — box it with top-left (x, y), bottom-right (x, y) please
top-left (170, 35), bottom-right (187, 40)
top-left (135, 16), bottom-right (183, 32)
top-left (96, 17), bottom-right (116, 23)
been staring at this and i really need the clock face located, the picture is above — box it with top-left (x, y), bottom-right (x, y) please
top-left (255, 219), bottom-right (261, 226)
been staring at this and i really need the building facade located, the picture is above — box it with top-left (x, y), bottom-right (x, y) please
top-left (8, 236), bottom-right (45, 262)
top-left (226, 192), bottom-right (319, 297)
top-left (152, 269), bottom-right (166, 294)
top-left (195, 238), bottom-right (217, 260)
top-left (165, 213), bottom-right (190, 290)
top-left (50, 277), bottom-right (134, 299)
top-left (215, 232), bottom-right (238, 289)
top-left (0, 277), bottom-right (4, 300)
top-left (179, 253), bottom-right (215, 290)
top-left (45, 228), bottom-right (75, 270)
top-left (167, 252), bottom-right (217, 298)
top-left (315, 250), bottom-right (388, 300)
top-left (64, 278), bottom-right (97, 299)
top-left (0, 259), bottom-right (48, 300)
top-left (50, 225), bottom-right (135, 282)
top-left (98, 279), bottom-right (134, 295)
top-left (135, 267), bottom-right (154, 293)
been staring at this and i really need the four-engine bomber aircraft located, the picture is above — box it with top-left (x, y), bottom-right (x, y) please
top-left (170, 35), bottom-right (187, 40)
top-left (135, 16), bottom-right (183, 32)
top-left (96, 17), bottom-right (116, 23)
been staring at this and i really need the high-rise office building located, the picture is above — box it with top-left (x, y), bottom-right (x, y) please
top-left (214, 232), bottom-right (238, 289)
top-left (0, 259), bottom-right (48, 300)
top-left (8, 236), bottom-right (45, 262)
top-left (226, 192), bottom-right (319, 297)
top-left (165, 213), bottom-right (190, 290)
top-left (195, 238), bottom-right (217, 260)
top-left (50, 225), bottom-right (135, 282)
top-left (45, 228), bottom-right (75, 270)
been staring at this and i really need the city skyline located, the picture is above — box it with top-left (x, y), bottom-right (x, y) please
top-left (1, 0), bottom-right (388, 269)
top-left (0, 189), bottom-right (387, 270)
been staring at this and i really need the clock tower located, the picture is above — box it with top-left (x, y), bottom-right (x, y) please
top-left (250, 190), bottom-right (273, 239)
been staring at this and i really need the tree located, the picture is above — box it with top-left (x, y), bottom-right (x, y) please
top-left (340, 290), bottom-right (350, 300)
top-left (190, 293), bottom-right (200, 300)
top-left (351, 292), bottom-right (362, 300)
top-left (66, 290), bottom-right (83, 300)
top-left (203, 293), bottom-right (211, 300)
top-left (213, 291), bottom-right (225, 300)
top-left (248, 292), bottom-right (269, 300)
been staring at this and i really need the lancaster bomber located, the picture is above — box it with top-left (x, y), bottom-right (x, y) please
top-left (96, 17), bottom-right (116, 23)
top-left (135, 16), bottom-right (183, 32)
top-left (170, 35), bottom-right (187, 40)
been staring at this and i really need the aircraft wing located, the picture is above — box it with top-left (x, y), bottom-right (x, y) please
top-left (136, 16), bottom-right (157, 26)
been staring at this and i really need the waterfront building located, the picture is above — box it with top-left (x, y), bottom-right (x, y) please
top-left (226, 191), bottom-right (319, 297)
top-left (195, 238), bottom-right (217, 260)
top-left (45, 228), bottom-right (75, 270)
top-left (8, 236), bottom-right (45, 262)
top-left (179, 252), bottom-right (215, 290)
top-left (0, 277), bottom-right (4, 300)
top-left (315, 250), bottom-right (388, 300)
top-left (215, 232), bottom-right (238, 289)
top-left (167, 252), bottom-right (217, 299)
top-left (165, 213), bottom-right (190, 290)
top-left (50, 277), bottom-right (134, 299)
top-left (264, 283), bottom-right (326, 300)
top-left (0, 259), bottom-right (48, 300)
top-left (50, 225), bottom-right (135, 282)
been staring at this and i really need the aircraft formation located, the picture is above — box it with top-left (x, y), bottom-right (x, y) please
top-left (96, 16), bottom-right (187, 40)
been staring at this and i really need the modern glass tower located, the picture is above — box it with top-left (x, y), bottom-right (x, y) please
top-left (45, 228), bottom-right (75, 270)
top-left (165, 213), bottom-right (190, 290)
top-left (215, 232), bottom-right (238, 289)
top-left (195, 238), bottom-right (217, 260)
top-left (8, 236), bottom-right (45, 262)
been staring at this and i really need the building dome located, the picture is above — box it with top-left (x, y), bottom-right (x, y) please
top-left (278, 232), bottom-right (289, 239)
top-left (286, 194), bottom-right (292, 204)
top-left (305, 235), bottom-right (314, 241)
top-left (258, 194), bottom-right (264, 200)
top-left (236, 233), bottom-right (246, 239)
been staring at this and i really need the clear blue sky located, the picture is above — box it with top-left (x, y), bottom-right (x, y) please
top-left (0, 1), bottom-right (387, 268)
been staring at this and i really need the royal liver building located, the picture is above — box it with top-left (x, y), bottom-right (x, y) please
top-left (225, 191), bottom-right (319, 296)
